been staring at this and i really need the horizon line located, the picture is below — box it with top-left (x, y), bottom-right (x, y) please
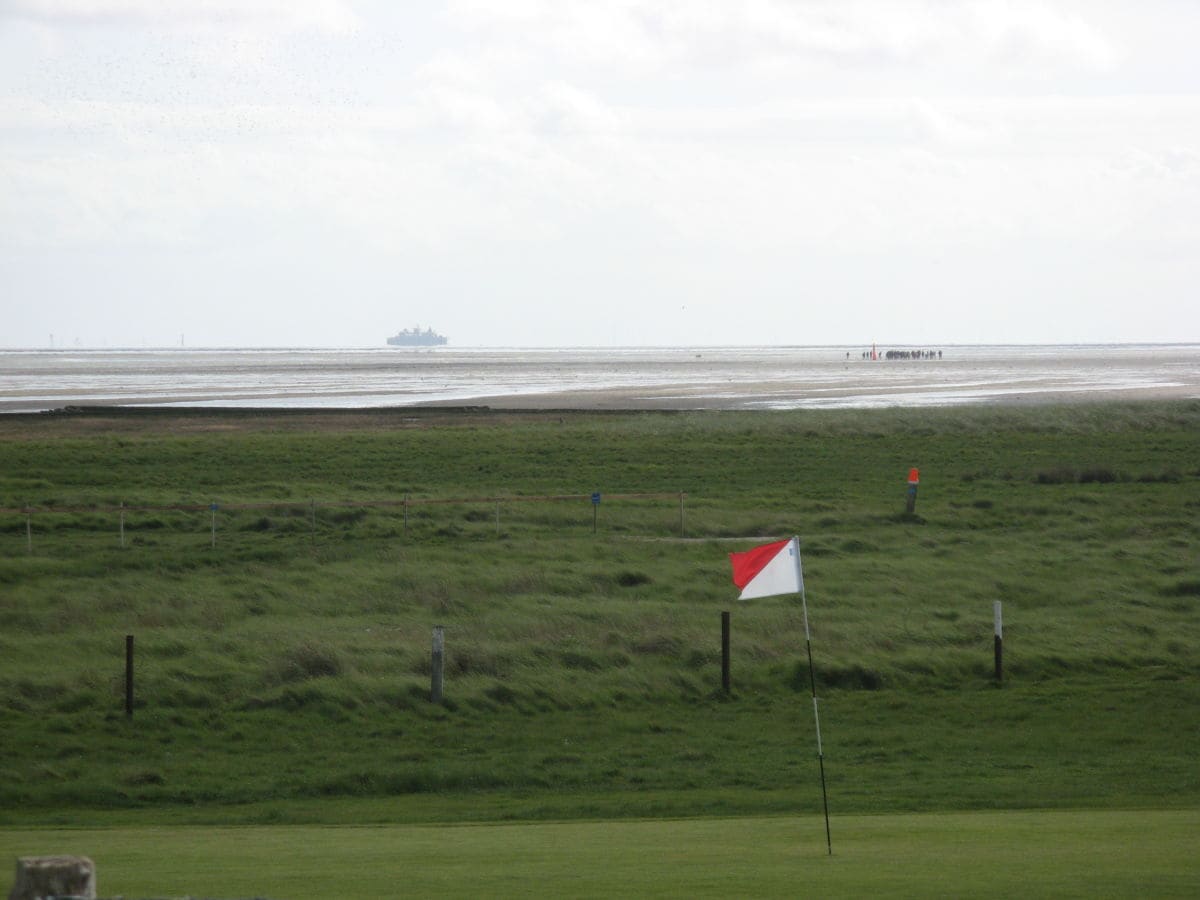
top-left (3, 341), bottom-right (1199, 353)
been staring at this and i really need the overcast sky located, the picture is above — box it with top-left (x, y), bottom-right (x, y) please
top-left (2, 1), bottom-right (1198, 348)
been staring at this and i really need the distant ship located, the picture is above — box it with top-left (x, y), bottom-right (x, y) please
top-left (387, 326), bottom-right (448, 347)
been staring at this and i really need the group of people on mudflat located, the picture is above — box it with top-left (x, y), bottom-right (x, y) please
top-left (852, 349), bottom-right (943, 360)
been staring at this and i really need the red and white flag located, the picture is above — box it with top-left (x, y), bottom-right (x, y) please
top-left (729, 537), bottom-right (804, 600)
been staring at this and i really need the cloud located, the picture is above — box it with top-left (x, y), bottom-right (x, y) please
top-left (2, 0), bottom-right (359, 33)
top-left (904, 98), bottom-right (1009, 149)
top-left (1111, 146), bottom-right (1200, 180)
top-left (968, 0), bottom-right (1118, 70)
top-left (528, 82), bottom-right (625, 136)
top-left (442, 0), bottom-right (1118, 73)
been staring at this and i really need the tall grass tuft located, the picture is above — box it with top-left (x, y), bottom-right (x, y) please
top-left (272, 643), bottom-right (345, 683)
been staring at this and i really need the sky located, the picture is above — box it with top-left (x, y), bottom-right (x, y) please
top-left (2, 0), bottom-right (1199, 348)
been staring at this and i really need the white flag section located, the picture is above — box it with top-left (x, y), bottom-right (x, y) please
top-left (730, 537), bottom-right (804, 600)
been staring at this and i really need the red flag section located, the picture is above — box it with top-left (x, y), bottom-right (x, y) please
top-left (729, 538), bottom-right (792, 590)
top-left (729, 537), bottom-right (803, 600)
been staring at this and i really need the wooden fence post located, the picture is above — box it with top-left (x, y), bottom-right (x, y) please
top-left (994, 601), bottom-right (1003, 684)
top-left (431, 625), bottom-right (445, 704)
top-left (125, 634), bottom-right (134, 718)
top-left (721, 611), bottom-right (731, 694)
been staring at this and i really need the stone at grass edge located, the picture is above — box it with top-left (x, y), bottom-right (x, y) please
top-left (8, 855), bottom-right (96, 900)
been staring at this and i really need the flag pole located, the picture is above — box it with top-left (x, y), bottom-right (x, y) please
top-left (796, 536), bottom-right (832, 856)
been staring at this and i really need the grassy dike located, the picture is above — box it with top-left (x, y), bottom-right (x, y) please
top-left (0, 402), bottom-right (1197, 825)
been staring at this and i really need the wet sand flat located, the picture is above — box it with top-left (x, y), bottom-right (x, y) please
top-left (1, 345), bottom-right (1197, 413)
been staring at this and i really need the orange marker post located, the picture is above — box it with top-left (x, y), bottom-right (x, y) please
top-left (906, 467), bottom-right (920, 514)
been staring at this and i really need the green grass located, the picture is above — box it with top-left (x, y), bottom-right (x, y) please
top-left (2, 809), bottom-right (1197, 898)
top-left (0, 402), bottom-right (1197, 828)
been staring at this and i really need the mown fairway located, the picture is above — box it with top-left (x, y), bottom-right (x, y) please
top-left (1, 809), bottom-right (1197, 898)
top-left (0, 403), bottom-right (1197, 834)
